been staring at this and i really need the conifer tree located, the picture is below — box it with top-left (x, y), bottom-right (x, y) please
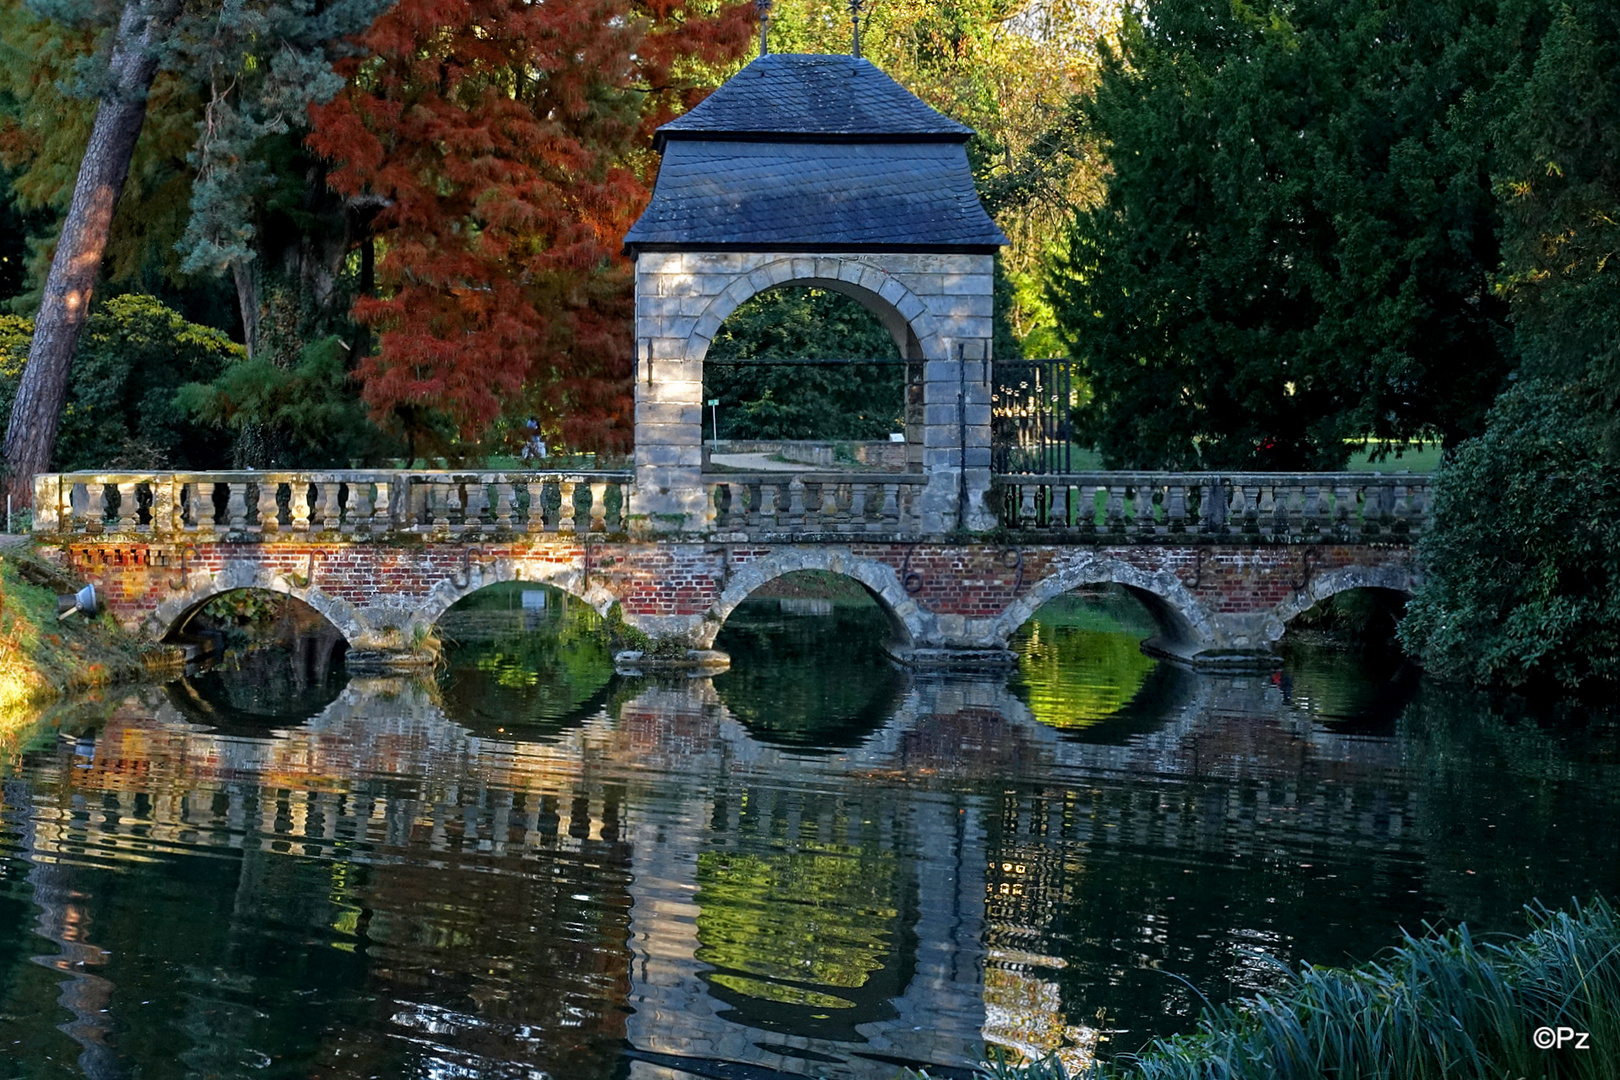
top-left (306, 0), bottom-right (755, 454)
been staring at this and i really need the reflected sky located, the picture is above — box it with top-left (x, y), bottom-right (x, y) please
top-left (0, 596), bottom-right (1615, 1079)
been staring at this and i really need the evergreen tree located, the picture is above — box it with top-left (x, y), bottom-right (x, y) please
top-left (1051, 0), bottom-right (1528, 469)
top-left (1399, 0), bottom-right (1620, 691)
top-left (306, 0), bottom-right (755, 456)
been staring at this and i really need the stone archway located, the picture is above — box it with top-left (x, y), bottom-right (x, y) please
top-left (148, 560), bottom-right (360, 644)
top-left (632, 249), bottom-right (995, 535)
top-left (696, 547), bottom-right (925, 649)
top-left (415, 555), bottom-right (621, 630)
top-left (1261, 564), bottom-right (1417, 646)
top-left (990, 555), bottom-right (1219, 661)
top-left (684, 258), bottom-right (947, 364)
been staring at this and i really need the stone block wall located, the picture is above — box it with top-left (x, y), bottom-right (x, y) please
top-left (633, 251), bottom-right (996, 533)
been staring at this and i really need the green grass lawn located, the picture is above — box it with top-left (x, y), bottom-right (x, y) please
top-left (1044, 442), bottom-right (1440, 474)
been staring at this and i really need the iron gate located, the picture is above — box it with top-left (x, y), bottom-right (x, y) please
top-left (992, 359), bottom-right (1075, 474)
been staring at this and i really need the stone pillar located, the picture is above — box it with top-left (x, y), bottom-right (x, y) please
top-left (632, 252), bottom-right (710, 533)
top-left (916, 257), bottom-right (995, 534)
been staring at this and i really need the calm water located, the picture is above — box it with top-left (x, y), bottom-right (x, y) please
top-left (0, 588), bottom-right (1616, 1079)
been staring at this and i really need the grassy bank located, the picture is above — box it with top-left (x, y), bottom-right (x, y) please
top-left (0, 546), bottom-right (161, 718)
top-left (941, 899), bottom-right (1619, 1080)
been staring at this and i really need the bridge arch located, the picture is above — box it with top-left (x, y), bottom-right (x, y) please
top-left (991, 557), bottom-right (1219, 659)
top-left (686, 258), bottom-right (946, 363)
top-left (697, 549), bottom-right (924, 650)
top-left (148, 561), bottom-right (359, 645)
top-left (1262, 565), bottom-right (1417, 644)
top-left (417, 558), bottom-right (621, 630)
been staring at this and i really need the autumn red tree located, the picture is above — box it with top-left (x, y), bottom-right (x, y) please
top-left (308, 0), bottom-right (754, 455)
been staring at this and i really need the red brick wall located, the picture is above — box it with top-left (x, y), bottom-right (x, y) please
top-left (46, 538), bottom-right (1413, 636)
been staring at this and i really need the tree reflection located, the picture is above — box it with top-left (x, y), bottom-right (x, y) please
top-left (1009, 590), bottom-right (1159, 733)
top-left (438, 584), bottom-right (617, 740)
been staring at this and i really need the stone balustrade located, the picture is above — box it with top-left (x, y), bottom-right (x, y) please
top-left (993, 472), bottom-right (1431, 541)
top-left (30, 469), bottom-right (1432, 544)
top-left (32, 470), bottom-right (633, 538)
top-left (702, 472), bottom-right (928, 539)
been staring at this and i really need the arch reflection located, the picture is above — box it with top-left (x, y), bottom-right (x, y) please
top-left (714, 579), bottom-right (906, 752)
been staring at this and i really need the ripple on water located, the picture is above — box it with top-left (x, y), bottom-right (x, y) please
top-left (0, 596), bottom-right (1612, 1078)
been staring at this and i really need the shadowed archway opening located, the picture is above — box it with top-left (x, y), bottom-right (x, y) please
top-left (712, 570), bottom-right (907, 752)
top-left (703, 286), bottom-right (908, 447)
top-left (168, 588), bottom-right (348, 675)
top-left (436, 581), bottom-right (617, 739)
top-left (1276, 586), bottom-right (1418, 730)
top-left (165, 589), bottom-right (349, 722)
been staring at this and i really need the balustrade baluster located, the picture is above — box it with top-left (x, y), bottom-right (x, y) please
top-left (1255, 485), bottom-right (1276, 539)
top-left (1134, 484), bottom-right (1155, 537)
top-left (461, 481), bottom-right (489, 534)
top-left (880, 483), bottom-right (899, 531)
top-left (519, 481), bottom-right (541, 533)
top-left (1166, 482), bottom-right (1187, 534)
top-left (844, 483), bottom-right (866, 532)
top-left (1104, 485), bottom-right (1126, 533)
top-left (321, 482), bottom-right (342, 531)
top-left (756, 481), bottom-right (778, 531)
top-left (1017, 482), bottom-right (1037, 529)
top-left (590, 482), bottom-right (608, 532)
top-left (429, 482), bottom-right (454, 533)
top-left (1333, 480), bottom-right (1355, 538)
top-left (254, 481), bottom-right (279, 535)
top-left (787, 478), bottom-right (806, 526)
top-left (347, 482), bottom-right (372, 534)
top-left (494, 484), bottom-right (516, 531)
top-left (291, 482), bottom-right (313, 532)
top-left (151, 477), bottom-right (176, 534)
top-left (557, 480), bottom-right (577, 534)
top-left (1303, 483), bottom-right (1325, 535)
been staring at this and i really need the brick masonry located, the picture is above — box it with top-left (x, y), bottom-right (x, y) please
top-left (48, 537), bottom-right (1417, 669)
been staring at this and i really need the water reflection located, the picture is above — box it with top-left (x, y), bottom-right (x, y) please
top-left (0, 595), bottom-right (1614, 1079)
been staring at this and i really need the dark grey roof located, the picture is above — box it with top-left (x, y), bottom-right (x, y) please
top-left (655, 54), bottom-right (971, 149)
top-left (624, 140), bottom-right (1008, 251)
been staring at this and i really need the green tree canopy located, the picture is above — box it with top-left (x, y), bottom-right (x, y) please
top-left (0, 293), bottom-right (236, 469)
top-left (1051, 0), bottom-right (1528, 469)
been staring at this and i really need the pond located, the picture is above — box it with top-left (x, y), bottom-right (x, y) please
top-left (0, 583), bottom-right (1616, 1079)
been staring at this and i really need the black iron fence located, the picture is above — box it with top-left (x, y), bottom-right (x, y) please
top-left (992, 359), bottom-right (1076, 475)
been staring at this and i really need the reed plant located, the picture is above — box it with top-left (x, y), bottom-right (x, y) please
top-left (955, 899), bottom-right (1620, 1080)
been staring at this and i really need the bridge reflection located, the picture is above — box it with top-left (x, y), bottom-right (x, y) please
top-left (6, 653), bottom-right (1603, 1079)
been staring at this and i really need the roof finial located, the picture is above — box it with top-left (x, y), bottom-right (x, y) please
top-left (755, 0), bottom-right (772, 56)
top-left (848, 0), bottom-right (863, 59)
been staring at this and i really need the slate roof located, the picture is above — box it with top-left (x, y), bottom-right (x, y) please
top-left (654, 54), bottom-right (971, 149)
top-left (625, 54), bottom-right (1007, 254)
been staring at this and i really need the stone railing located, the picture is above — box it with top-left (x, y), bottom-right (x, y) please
top-left (32, 470), bottom-right (633, 538)
top-left (993, 472), bottom-right (1431, 542)
top-left (702, 472), bottom-right (929, 539)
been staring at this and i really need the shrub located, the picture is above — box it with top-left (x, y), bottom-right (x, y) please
top-left (1397, 379), bottom-right (1620, 690)
top-left (1089, 898), bottom-right (1620, 1080)
top-left (0, 294), bottom-right (238, 469)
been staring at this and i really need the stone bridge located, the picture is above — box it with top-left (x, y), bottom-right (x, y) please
top-left (30, 468), bottom-right (1427, 671)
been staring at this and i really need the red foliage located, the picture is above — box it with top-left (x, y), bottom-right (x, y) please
top-left (308, 0), bottom-right (753, 453)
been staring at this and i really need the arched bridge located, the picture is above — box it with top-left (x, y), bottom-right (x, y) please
top-left (30, 468), bottom-right (1427, 671)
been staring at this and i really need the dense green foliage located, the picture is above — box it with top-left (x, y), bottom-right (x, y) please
top-left (704, 288), bottom-right (906, 440)
top-left (1399, 381), bottom-right (1619, 689)
top-left (1052, 0), bottom-right (1525, 469)
top-left (177, 334), bottom-right (399, 467)
top-left (0, 294), bottom-right (236, 468)
top-left (1398, 0), bottom-right (1620, 691)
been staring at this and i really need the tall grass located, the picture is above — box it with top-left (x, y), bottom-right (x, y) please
top-left (953, 899), bottom-right (1620, 1080)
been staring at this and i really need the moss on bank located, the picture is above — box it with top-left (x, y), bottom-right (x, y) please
top-left (0, 546), bottom-right (169, 719)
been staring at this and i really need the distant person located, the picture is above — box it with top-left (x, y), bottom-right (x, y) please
top-left (521, 419), bottom-right (547, 463)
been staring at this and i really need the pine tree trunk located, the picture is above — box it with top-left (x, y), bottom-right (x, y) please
top-left (2, 0), bottom-right (167, 508)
